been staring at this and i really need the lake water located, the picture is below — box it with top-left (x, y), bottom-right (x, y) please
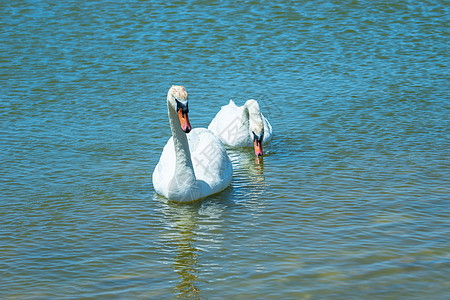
top-left (1, 1), bottom-right (449, 299)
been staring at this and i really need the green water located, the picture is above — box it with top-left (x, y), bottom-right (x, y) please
top-left (1, 1), bottom-right (449, 299)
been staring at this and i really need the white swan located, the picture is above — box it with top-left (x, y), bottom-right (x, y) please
top-left (153, 85), bottom-right (233, 202)
top-left (208, 99), bottom-right (273, 156)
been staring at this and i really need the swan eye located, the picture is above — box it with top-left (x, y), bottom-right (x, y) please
top-left (252, 132), bottom-right (257, 140)
top-left (252, 131), bottom-right (263, 143)
top-left (175, 98), bottom-right (189, 115)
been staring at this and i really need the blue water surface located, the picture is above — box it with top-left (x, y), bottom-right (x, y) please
top-left (1, 1), bottom-right (449, 299)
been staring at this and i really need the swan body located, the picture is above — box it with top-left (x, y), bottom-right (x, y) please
top-left (153, 86), bottom-right (233, 202)
top-left (208, 99), bottom-right (273, 156)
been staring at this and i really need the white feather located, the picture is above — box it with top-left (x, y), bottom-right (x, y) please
top-left (208, 99), bottom-right (273, 147)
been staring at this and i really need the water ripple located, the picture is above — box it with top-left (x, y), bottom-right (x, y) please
top-left (1, 0), bottom-right (449, 298)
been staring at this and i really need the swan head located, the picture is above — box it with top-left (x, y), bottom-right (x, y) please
top-left (246, 99), bottom-right (265, 156)
top-left (167, 85), bottom-right (191, 133)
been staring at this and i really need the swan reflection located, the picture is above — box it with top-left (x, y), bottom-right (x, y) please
top-left (227, 149), bottom-right (267, 213)
top-left (152, 149), bottom-right (267, 298)
top-left (155, 195), bottom-right (201, 299)
top-left (228, 148), bottom-right (265, 179)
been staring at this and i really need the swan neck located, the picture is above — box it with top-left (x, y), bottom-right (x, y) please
top-left (241, 103), bottom-right (250, 126)
top-left (168, 102), bottom-right (195, 175)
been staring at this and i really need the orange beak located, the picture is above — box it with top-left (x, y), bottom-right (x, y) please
top-left (254, 138), bottom-right (263, 156)
top-left (178, 108), bottom-right (191, 133)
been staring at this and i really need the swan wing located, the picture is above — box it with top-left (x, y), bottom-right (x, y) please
top-left (208, 100), bottom-right (248, 146)
top-left (189, 128), bottom-right (233, 197)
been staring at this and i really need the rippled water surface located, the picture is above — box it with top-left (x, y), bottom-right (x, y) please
top-left (1, 1), bottom-right (449, 299)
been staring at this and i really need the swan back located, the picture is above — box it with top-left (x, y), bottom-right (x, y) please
top-left (208, 99), bottom-right (273, 150)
